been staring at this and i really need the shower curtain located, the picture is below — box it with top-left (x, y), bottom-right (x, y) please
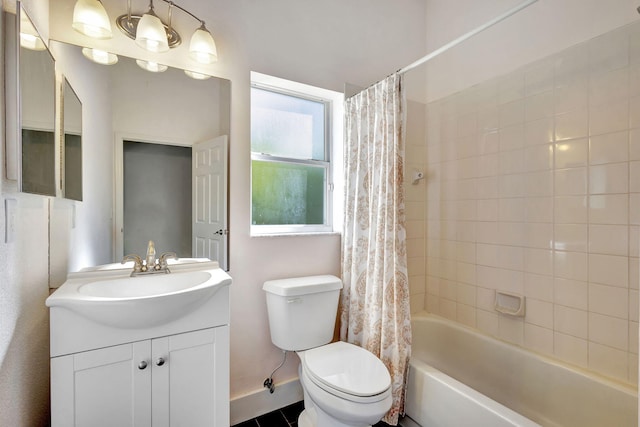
top-left (340, 73), bottom-right (412, 425)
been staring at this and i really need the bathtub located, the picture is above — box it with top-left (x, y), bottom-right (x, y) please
top-left (404, 313), bottom-right (638, 427)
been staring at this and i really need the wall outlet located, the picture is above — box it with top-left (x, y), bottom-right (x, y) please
top-left (5, 198), bottom-right (17, 243)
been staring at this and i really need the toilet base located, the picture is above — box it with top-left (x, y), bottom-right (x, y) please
top-left (298, 409), bottom-right (313, 427)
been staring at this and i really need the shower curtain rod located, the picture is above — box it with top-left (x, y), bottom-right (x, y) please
top-left (397, 0), bottom-right (539, 75)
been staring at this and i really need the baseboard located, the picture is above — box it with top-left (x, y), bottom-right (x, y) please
top-left (230, 378), bottom-right (303, 425)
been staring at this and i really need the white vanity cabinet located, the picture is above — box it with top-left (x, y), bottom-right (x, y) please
top-left (51, 326), bottom-right (229, 427)
top-left (47, 261), bottom-right (232, 427)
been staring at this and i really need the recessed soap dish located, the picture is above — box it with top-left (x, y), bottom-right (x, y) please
top-left (494, 291), bottom-right (525, 317)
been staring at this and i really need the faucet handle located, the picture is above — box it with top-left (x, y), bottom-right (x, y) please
top-left (158, 252), bottom-right (178, 270)
top-left (122, 254), bottom-right (143, 272)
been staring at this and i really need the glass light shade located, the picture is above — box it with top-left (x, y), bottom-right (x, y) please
top-left (189, 27), bottom-right (218, 64)
top-left (184, 70), bottom-right (212, 80)
top-left (135, 12), bottom-right (169, 53)
top-left (82, 47), bottom-right (118, 65)
top-left (72, 0), bottom-right (113, 39)
top-left (20, 33), bottom-right (46, 51)
top-left (136, 59), bottom-right (168, 73)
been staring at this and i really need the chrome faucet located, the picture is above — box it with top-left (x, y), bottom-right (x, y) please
top-left (121, 241), bottom-right (179, 276)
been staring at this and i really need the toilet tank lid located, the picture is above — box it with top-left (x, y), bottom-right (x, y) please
top-left (263, 275), bottom-right (343, 296)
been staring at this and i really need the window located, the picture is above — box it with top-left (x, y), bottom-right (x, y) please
top-left (250, 73), bottom-right (343, 235)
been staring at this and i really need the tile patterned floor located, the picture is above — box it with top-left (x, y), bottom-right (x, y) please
top-left (231, 400), bottom-right (394, 427)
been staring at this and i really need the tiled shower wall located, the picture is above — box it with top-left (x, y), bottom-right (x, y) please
top-left (424, 21), bottom-right (640, 385)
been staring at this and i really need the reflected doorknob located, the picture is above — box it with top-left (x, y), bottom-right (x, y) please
top-left (214, 229), bottom-right (228, 235)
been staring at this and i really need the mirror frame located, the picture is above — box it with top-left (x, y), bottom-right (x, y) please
top-left (62, 77), bottom-right (83, 201)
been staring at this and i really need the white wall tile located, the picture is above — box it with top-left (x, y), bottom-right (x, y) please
top-left (630, 130), bottom-right (640, 160)
top-left (525, 223), bottom-right (553, 249)
top-left (498, 316), bottom-right (524, 346)
top-left (589, 253), bottom-right (629, 287)
top-left (589, 312), bottom-right (628, 351)
top-left (524, 323), bottom-right (554, 356)
top-left (588, 342), bottom-right (629, 382)
top-left (555, 139), bottom-right (589, 169)
top-left (589, 163), bottom-right (629, 194)
top-left (555, 278), bottom-right (588, 310)
top-left (554, 224), bottom-right (588, 252)
top-left (526, 298), bottom-right (554, 329)
top-left (588, 283), bottom-right (629, 318)
top-left (524, 144), bottom-right (553, 172)
top-left (457, 282), bottom-right (477, 306)
top-left (555, 250), bottom-right (588, 281)
top-left (554, 332), bottom-right (588, 368)
top-left (589, 131), bottom-right (629, 165)
top-left (630, 161), bottom-right (640, 193)
top-left (589, 67), bottom-right (629, 107)
top-left (589, 194), bottom-right (629, 225)
top-left (499, 100), bottom-right (525, 128)
top-left (555, 109), bottom-right (589, 141)
top-left (499, 124), bottom-right (525, 152)
top-left (629, 258), bottom-right (639, 290)
top-left (589, 224), bottom-right (629, 256)
top-left (526, 171), bottom-right (554, 197)
top-left (590, 101), bottom-right (629, 136)
top-left (477, 309), bottom-right (499, 336)
top-left (525, 197), bottom-right (553, 223)
top-left (525, 91), bottom-right (554, 122)
top-left (524, 273), bottom-right (554, 302)
top-left (456, 304), bottom-right (477, 328)
top-left (555, 305), bottom-right (588, 338)
top-left (524, 117), bottom-right (554, 146)
top-left (554, 74), bottom-right (588, 114)
top-left (556, 167), bottom-right (588, 196)
top-left (554, 196), bottom-right (588, 224)
top-left (525, 248), bottom-right (553, 276)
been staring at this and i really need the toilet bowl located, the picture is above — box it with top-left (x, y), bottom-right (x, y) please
top-left (297, 341), bottom-right (392, 427)
top-left (262, 276), bottom-right (393, 427)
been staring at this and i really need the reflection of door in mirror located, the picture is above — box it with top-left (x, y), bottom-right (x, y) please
top-left (63, 78), bottom-right (83, 201)
top-left (122, 137), bottom-right (228, 271)
top-left (123, 140), bottom-right (192, 259)
top-left (20, 8), bottom-right (57, 196)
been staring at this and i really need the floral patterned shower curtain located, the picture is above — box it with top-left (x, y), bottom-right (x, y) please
top-left (340, 73), bottom-right (411, 425)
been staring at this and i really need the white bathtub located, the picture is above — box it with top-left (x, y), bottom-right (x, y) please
top-left (404, 313), bottom-right (638, 427)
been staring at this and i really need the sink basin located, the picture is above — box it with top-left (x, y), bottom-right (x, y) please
top-left (46, 261), bottom-right (231, 329)
top-left (78, 271), bottom-right (212, 298)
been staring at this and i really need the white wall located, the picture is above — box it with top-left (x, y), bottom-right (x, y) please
top-left (423, 0), bottom-right (640, 102)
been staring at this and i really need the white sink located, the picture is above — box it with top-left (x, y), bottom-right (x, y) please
top-left (46, 260), bottom-right (231, 329)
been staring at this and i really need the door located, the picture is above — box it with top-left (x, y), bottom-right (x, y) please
top-left (151, 327), bottom-right (230, 427)
top-left (192, 135), bottom-right (228, 269)
top-left (51, 341), bottom-right (152, 427)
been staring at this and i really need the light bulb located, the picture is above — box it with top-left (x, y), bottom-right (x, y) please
top-left (136, 59), bottom-right (168, 73)
top-left (72, 0), bottom-right (112, 39)
top-left (184, 70), bottom-right (212, 80)
top-left (189, 25), bottom-right (218, 64)
top-left (135, 11), bottom-right (169, 53)
top-left (81, 47), bottom-right (118, 65)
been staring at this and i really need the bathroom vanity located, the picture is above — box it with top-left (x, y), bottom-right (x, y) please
top-left (46, 260), bottom-right (232, 427)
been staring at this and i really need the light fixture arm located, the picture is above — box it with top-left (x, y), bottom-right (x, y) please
top-left (157, 0), bottom-right (202, 24)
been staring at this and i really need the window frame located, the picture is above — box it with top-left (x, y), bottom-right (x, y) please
top-left (250, 73), bottom-right (342, 236)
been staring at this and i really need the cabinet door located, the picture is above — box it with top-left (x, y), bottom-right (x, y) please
top-left (152, 326), bottom-right (230, 427)
top-left (51, 341), bottom-right (152, 427)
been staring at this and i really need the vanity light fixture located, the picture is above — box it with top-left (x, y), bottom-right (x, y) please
top-left (82, 47), bottom-right (118, 65)
top-left (73, 0), bottom-right (219, 72)
top-left (19, 11), bottom-right (46, 50)
top-left (72, 0), bottom-right (113, 39)
top-left (136, 59), bottom-right (168, 72)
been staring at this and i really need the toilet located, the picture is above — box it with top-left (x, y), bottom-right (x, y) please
top-left (263, 275), bottom-right (392, 427)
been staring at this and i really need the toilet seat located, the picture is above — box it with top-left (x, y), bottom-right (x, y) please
top-left (301, 341), bottom-right (391, 403)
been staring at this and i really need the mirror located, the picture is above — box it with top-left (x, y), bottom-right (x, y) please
top-left (49, 41), bottom-right (230, 270)
top-left (63, 78), bottom-right (83, 201)
top-left (19, 6), bottom-right (57, 196)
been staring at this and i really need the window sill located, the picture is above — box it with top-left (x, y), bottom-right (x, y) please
top-left (250, 231), bottom-right (341, 238)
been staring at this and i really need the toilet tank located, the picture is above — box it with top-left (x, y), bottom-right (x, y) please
top-left (263, 275), bottom-right (343, 351)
